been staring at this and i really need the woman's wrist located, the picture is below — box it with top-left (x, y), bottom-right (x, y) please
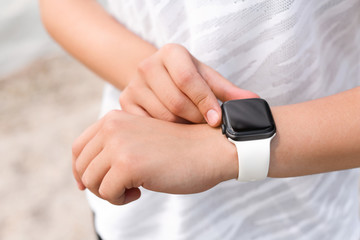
top-left (200, 125), bottom-right (238, 182)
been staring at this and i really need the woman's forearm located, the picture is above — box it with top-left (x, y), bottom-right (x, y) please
top-left (269, 86), bottom-right (360, 178)
top-left (39, 0), bottom-right (157, 90)
top-left (71, 87), bottom-right (360, 202)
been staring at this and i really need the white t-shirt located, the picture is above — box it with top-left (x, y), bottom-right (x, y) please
top-left (87, 1), bottom-right (360, 239)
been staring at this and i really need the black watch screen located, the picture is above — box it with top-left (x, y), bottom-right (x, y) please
top-left (221, 98), bottom-right (276, 141)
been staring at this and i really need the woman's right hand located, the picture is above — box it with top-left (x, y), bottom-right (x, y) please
top-left (120, 43), bottom-right (258, 127)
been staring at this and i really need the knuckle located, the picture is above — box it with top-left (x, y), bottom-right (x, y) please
top-left (99, 185), bottom-right (125, 205)
top-left (161, 43), bottom-right (186, 55)
top-left (98, 187), bottom-right (110, 201)
top-left (81, 172), bottom-right (92, 189)
top-left (118, 94), bottom-right (126, 106)
top-left (193, 93), bottom-right (211, 109)
top-left (176, 70), bottom-right (198, 89)
top-left (161, 43), bottom-right (179, 53)
top-left (72, 138), bottom-right (82, 158)
top-left (74, 161), bottom-right (83, 177)
top-left (167, 96), bottom-right (186, 115)
top-left (119, 82), bottom-right (141, 108)
top-left (118, 93), bottom-right (129, 108)
top-left (161, 44), bottom-right (189, 63)
top-left (102, 114), bottom-right (121, 135)
top-left (137, 58), bottom-right (154, 75)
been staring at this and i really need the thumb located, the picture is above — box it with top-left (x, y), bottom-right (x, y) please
top-left (198, 63), bottom-right (259, 102)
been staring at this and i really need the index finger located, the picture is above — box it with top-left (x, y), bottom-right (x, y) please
top-left (163, 46), bottom-right (221, 127)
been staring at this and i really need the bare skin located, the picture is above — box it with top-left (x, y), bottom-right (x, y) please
top-left (72, 111), bottom-right (238, 205)
top-left (119, 43), bottom-right (258, 125)
top-left (40, 0), bottom-right (360, 205)
top-left (269, 87), bottom-right (360, 178)
top-left (71, 87), bottom-right (360, 205)
top-left (39, 0), bottom-right (257, 126)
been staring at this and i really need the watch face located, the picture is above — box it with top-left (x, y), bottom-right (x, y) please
top-left (221, 98), bottom-right (276, 141)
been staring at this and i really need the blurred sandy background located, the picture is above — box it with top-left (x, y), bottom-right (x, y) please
top-left (0, 1), bottom-right (103, 239)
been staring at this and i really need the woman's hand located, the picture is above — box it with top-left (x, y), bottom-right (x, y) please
top-left (120, 43), bottom-right (258, 127)
top-left (72, 110), bottom-right (238, 205)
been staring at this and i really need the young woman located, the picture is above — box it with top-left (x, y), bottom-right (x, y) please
top-left (40, 1), bottom-right (360, 239)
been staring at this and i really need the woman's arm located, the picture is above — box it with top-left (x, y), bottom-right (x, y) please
top-left (39, 0), bottom-right (156, 90)
top-left (72, 87), bottom-right (360, 205)
top-left (269, 86), bottom-right (360, 177)
top-left (39, 0), bottom-right (257, 126)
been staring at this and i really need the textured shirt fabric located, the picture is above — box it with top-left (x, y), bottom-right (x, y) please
top-left (87, 0), bottom-right (360, 239)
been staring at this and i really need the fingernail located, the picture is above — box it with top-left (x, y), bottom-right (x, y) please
top-left (206, 109), bottom-right (219, 126)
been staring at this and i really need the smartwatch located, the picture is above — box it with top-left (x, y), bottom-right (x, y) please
top-left (221, 98), bottom-right (276, 182)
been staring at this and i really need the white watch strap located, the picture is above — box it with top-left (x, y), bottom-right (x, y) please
top-left (229, 134), bottom-right (275, 182)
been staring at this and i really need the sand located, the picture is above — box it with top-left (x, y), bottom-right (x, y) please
top-left (0, 54), bottom-right (103, 240)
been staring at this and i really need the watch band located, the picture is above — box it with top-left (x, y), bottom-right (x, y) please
top-left (228, 134), bottom-right (275, 182)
